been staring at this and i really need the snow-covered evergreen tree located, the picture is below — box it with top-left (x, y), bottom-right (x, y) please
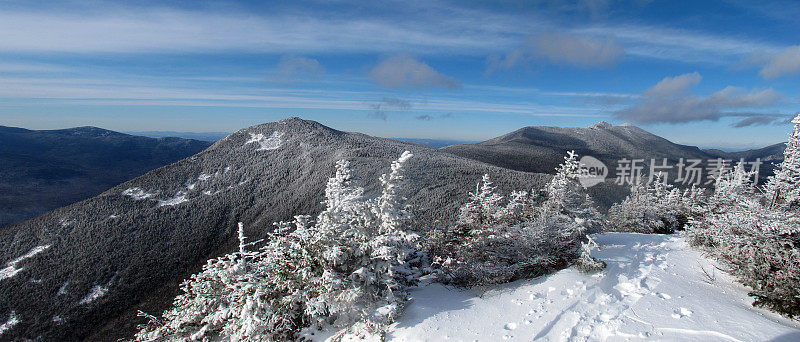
top-left (428, 151), bottom-right (603, 287)
top-left (456, 174), bottom-right (505, 228)
top-left (766, 113), bottom-right (800, 209)
top-left (686, 119), bottom-right (800, 317)
top-left (606, 173), bottom-right (695, 234)
top-left (135, 152), bottom-right (421, 341)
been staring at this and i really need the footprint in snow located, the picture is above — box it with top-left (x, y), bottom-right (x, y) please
top-left (505, 322), bottom-right (518, 330)
top-left (657, 292), bottom-right (672, 299)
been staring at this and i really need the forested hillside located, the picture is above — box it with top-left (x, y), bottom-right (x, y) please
top-left (0, 126), bottom-right (211, 227)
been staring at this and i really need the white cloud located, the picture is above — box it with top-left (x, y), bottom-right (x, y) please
top-left (369, 55), bottom-right (460, 89)
top-left (753, 45), bottom-right (800, 79)
top-left (533, 32), bottom-right (622, 66)
top-left (0, 3), bottom-right (783, 69)
top-left (644, 72), bottom-right (701, 97)
top-left (488, 32), bottom-right (622, 72)
top-left (272, 56), bottom-right (324, 82)
top-left (614, 72), bottom-right (785, 126)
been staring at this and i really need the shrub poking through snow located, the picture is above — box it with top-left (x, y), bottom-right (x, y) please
top-left (574, 235), bottom-right (606, 273)
top-left (427, 151), bottom-right (603, 287)
top-left (134, 151), bottom-right (422, 341)
top-left (688, 113), bottom-right (800, 317)
top-left (605, 174), bottom-right (704, 234)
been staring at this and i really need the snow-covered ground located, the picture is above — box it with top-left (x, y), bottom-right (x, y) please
top-left (389, 233), bottom-right (800, 341)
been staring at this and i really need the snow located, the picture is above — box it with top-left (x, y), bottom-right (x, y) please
top-left (79, 284), bottom-right (108, 305)
top-left (0, 311), bottom-right (19, 336)
top-left (0, 245), bottom-right (51, 281)
top-left (57, 281), bottom-right (69, 296)
top-left (157, 191), bottom-right (189, 207)
top-left (388, 233), bottom-right (800, 341)
top-left (197, 173), bottom-right (212, 181)
top-left (245, 131), bottom-right (284, 151)
top-left (122, 187), bottom-right (157, 200)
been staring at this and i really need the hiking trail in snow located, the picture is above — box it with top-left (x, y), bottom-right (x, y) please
top-left (388, 233), bottom-right (800, 341)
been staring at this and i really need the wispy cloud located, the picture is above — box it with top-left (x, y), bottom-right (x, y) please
top-left (749, 45), bottom-right (800, 79)
top-left (488, 32), bottom-right (623, 72)
top-left (369, 54), bottom-right (460, 89)
top-left (614, 72), bottom-right (786, 126)
top-left (578, 25), bottom-right (783, 64)
top-left (0, 7), bottom-right (524, 55)
top-left (271, 55), bottom-right (324, 82)
top-left (0, 73), bottom-right (604, 121)
top-left (368, 97), bottom-right (412, 120)
top-left (0, 3), bottom-right (784, 69)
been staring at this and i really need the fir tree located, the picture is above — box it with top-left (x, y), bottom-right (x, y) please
top-left (135, 152), bottom-right (421, 341)
top-left (766, 113), bottom-right (800, 209)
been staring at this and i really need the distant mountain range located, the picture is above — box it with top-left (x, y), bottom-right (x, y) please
top-left (703, 142), bottom-right (785, 164)
top-left (126, 131), bottom-right (231, 142)
top-left (392, 138), bottom-right (478, 148)
top-left (0, 126), bottom-right (212, 228)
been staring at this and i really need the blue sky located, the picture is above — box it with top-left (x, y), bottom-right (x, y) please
top-left (0, 0), bottom-right (798, 149)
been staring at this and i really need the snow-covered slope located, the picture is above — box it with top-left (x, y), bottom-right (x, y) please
top-left (389, 233), bottom-right (800, 341)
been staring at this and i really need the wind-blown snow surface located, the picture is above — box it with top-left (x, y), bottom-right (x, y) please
top-left (389, 233), bottom-right (800, 341)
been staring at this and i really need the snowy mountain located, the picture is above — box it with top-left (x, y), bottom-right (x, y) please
top-left (705, 143), bottom-right (785, 181)
top-left (0, 126), bottom-right (211, 227)
top-left (0, 118), bottom-right (549, 340)
top-left (389, 233), bottom-right (800, 341)
top-left (442, 121), bottom-right (712, 177)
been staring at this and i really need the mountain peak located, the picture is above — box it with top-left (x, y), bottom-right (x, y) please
top-left (271, 117), bottom-right (341, 134)
top-left (589, 121), bottom-right (613, 129)
top-left (230, 117), bottom-right (343, 143)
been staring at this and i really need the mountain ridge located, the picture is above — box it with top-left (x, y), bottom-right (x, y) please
top-left (0, 125), bottom-right (212, 227)
top-left (444, 121), bottom-right (741, 176)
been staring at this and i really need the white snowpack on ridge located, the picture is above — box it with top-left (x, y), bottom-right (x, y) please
top-left (0, 245), bottom-right (51, 281)
top-left (245, 131), bottom-right (285, 151)
top-left (387, 233), bottom-right (800, 341)
top-left (157, 191), bottom-right (189, 207)
top-left (122, 187), bottom-right (157, 200)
